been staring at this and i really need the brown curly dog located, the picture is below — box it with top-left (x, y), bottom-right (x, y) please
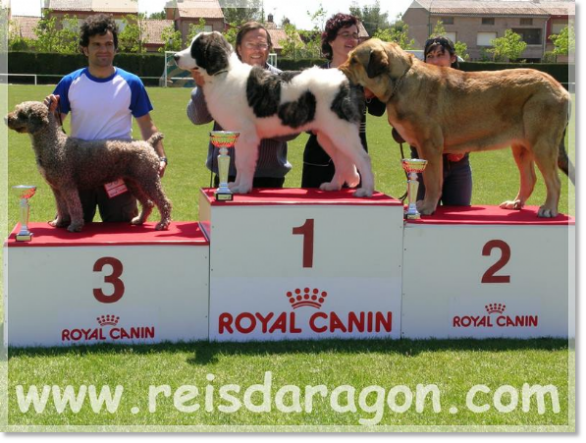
top-left (5, 101), bottom-right (172, 232)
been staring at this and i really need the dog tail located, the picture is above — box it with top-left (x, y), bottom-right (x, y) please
top-left (558, 128), bottom-right (575, 185)
top-left (147, 132), bottom-right (164, 147)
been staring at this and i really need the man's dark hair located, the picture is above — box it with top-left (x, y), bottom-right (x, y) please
top-left (79, 14), bottom-right (119, 51)
top-left (236, 21), bottom-right (273, 58)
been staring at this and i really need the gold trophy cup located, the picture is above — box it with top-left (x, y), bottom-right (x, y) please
top-left (12, 185), bottom-right (37, 241)
top-left (401, 159), bottom-right (428, 220)
top-left (210, 131), bottom-right (240, 202)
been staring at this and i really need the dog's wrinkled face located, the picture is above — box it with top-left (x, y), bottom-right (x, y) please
top-left (340, 39), bottom-right (414, 102)
top-left (174, 31), bottom-right (233, 75)
top-left (4, 101), bottom-right (50, 134)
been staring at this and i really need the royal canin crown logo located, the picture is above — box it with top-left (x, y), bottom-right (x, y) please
top-left (286, 288), bottom-right (328, 309)
top-left (453, 302), bottom-right (538, 329)
top-left (485, 303), bottom-right (506, 314)
top-left (97, 315), bottom-right (120, 326)
top-left (61, 315), bottom-right (155, 342)
top-left (218, 287), bottom-right (393, 336)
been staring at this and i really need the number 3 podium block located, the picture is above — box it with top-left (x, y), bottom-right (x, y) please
top-left (401, 206), bottom-right (575, 339)
top-left (4, 222), bottom-right (210, 347)
top-left (199, 188), bottom-right (405, 341)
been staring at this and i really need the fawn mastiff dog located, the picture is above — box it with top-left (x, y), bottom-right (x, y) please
top-left (340, 39), bottom-right (574, 217)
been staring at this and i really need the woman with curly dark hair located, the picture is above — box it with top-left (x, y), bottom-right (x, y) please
top-left (301, 13), bottom-right (386, 188)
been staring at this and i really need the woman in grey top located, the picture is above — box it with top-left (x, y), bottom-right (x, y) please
top-left (186, 22), bottom-right (296, 188)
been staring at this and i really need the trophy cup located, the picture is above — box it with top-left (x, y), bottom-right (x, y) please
top-left (209, 131), bottom-right (240, 202)
top-left (12, 185), bottom-right (37, 241)
top-left (401, 159), bottom-right (428, 220)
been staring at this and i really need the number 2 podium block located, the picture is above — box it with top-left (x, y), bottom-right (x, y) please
top-left (199, 188), bottom-right (405, 341)
top-left (4, 222), bottom-right (210, 347)
top-left (401, 206), bottom-right (575, 339)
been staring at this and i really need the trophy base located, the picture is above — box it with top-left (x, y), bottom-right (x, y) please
top-left (215, 192), bottom-right (234, 202)
top-left (15, 232), bottom-right (33, 241)
top-left (404, 212), bottom-right (421, 220)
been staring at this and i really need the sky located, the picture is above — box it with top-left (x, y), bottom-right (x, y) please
top-left (9, 0), bottom-right (415, 29)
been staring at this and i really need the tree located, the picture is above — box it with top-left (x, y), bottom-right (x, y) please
top-left (374, 15), bottom-right (415, 49)
top-left (430, 20), bottom-right (446, 37)
top-left (149, 11), bottom-right (167, 20)
top-left (8, 19), bottom-right (34, 51)
top-left (34, 10), bottom-right (63, 52)
top-left (187, 18), bottom-right (208, 42)
top-left (300, 4), bottom-right (327, 58)
top-left (222, 0), bottom-right (263, 25)
top-left (279, 23), bottom-right (305, 59)
top-left (454, 41), bottom-right (469, 61)
top-left (159, 24), bottom-right (183, 53)
top-left (34, 10), bottom-right (79, 53)
top-left (349, 0), bottom-right (390, 37)
top-left (549, 25), bottom-right (575, 56)
top-left (489, 29), bottom-right (527, 61)
top-left (118, 15), bottom-right (145, 53)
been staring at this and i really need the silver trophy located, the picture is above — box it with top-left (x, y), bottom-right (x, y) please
top-left (210, 131), bottom-right (240, 202)
top-left (12, 185), bottom-right (37, 241)
top-left (401, 159), bottom-right (428, 220)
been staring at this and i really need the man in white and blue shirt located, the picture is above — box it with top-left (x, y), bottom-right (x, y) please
top-left (46, 14), bottom-right (167, 223)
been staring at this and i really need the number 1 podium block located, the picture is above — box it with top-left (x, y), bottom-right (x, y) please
top-left (401, 206), bottom-right (575, 339)
top-left (4, 222), bottom-right (210, 347)
top-left (199, 188), bottom-right (405, 341)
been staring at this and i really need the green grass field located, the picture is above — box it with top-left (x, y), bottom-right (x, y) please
top-left (3, 84), bottom-right (575, 430)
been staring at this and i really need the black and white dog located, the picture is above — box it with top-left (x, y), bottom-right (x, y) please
top-left (174, 32), bottom-right (374, 196)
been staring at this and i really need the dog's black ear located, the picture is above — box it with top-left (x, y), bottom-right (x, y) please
top-left (204, 32), bottom-right (231, 75)
top-left (367, 48), bottom-right (389, 78)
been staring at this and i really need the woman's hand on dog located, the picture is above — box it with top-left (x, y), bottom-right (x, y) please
top-left (191, 69), bottom-right (205, 87)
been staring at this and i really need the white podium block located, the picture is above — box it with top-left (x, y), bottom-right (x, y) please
top-left (199, 188), bottom-right (405, 341)
top-left (4, 222), bottom-right (210, 347)
top-left (401, 206), bottom-right (575, 339)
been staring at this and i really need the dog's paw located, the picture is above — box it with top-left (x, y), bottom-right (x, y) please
top-left (537, 206), bottom-right (558, 218)
top-left (319, 181), bottom-right (342, 192)
top-left (353, 188), bottom-right (373, 198)
top-left (499, 200), bottom-right (524, 210)
top-left (48, 218), bottom-right (69, 228)
top-left (67, 223), bottom-right (83, 233)
top-left (130, 216), bottom-right (145, 225)
top-left (155, 221), bottom-right (171, 231)
top-left (416, 200), bottom-right (437, 215)
top-left (229, 185), bottom-right (252, 194)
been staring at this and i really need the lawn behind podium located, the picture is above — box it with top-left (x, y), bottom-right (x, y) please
top-left (3, 85), bottom-right (574, 429)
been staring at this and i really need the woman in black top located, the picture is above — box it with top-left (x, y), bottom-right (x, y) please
top-left (301, 13), bottom-right (386, 188)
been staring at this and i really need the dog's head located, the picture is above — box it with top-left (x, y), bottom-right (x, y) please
top-left (4, 101), bottom-right (51, 134)
top-left (174, 31), bottom-right (233, 75)
top-left (339, 39), bottom-right (414, 102)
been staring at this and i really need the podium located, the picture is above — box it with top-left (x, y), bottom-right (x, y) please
top-left (401, 206), bottom-right (575, 339)
top-left (3, 189), bottom-right (575, 346)
top-left (4, 222), bottom-right (210, 347)
top-left (199, 188), bottom-right (405, 341)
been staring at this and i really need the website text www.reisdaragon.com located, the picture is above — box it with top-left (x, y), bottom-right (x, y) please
top-left (14, 372), bottom-right (561, 425)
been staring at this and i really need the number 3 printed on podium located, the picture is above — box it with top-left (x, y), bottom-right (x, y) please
top-left (93, 257), bottom-right (125, 303)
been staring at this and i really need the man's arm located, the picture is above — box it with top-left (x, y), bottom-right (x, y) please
top-left (136, 113), bottom-right (168, 177)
